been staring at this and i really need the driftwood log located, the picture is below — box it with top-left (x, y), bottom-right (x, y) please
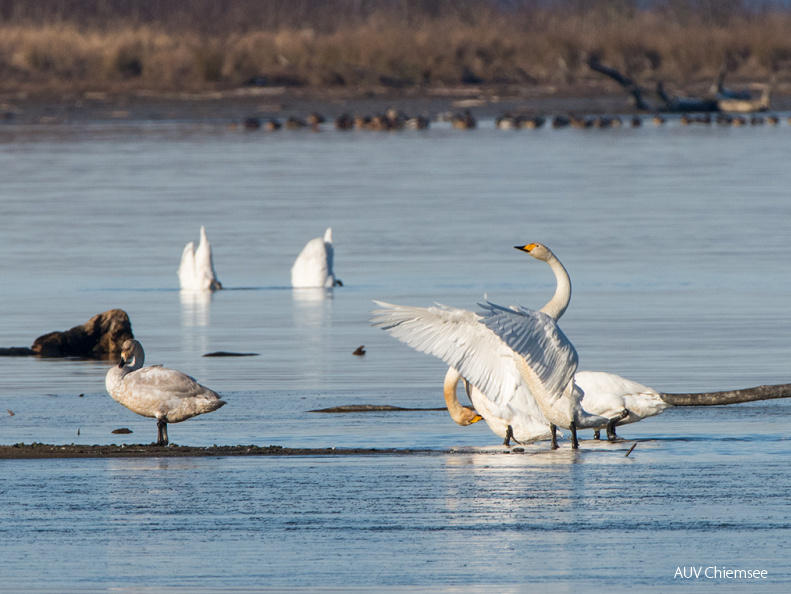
top-left (661, 383), bottom-right (791, 406)
top-left (587, 56), bottom-right (770, 113)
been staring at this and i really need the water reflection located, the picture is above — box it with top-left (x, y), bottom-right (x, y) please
top-left (291, 288), bottom-right (333, 328)
top-left (180, 289), bottom-right (213, 327)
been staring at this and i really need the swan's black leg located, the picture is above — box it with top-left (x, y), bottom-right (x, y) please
top-left (570, 421), bottom-right (579, 449)
top-left (607, 409), bottom-right (630, 441)
top-left (503, 425), bottom-right (514, 446)
top-left (606, 420), bottom-right (618, 441)
top-left (156, 419), bottom-right (169, 446)
top-left (550, 424), bottom-right (558, 449)
top-left (593, 430), bottom-right (601, 440)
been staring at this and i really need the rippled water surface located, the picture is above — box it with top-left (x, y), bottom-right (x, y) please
top-left (2, 117), bottom-right (791, 591)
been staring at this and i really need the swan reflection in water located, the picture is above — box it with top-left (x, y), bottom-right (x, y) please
top-left (180, 288), bottom-right (212, 327)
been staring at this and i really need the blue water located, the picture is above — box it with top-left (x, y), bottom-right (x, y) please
top-left (1, 117), bottom-right (791, 591)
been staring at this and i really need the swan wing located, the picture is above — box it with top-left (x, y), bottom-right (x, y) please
top-left (114, 366), bottom-right (225, 422)
top-left (477, 300), bottom-right (578, 404)
top-left (371, 301), bottom-right (532, 416)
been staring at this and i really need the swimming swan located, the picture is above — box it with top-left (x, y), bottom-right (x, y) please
top-left (291, 227), bottom-right (342, 289)
top-left (372, 243), bottom-right (619, 449)
top-left (105, 339), bottom-right (226, 445)
top-left (178, 226), bottom-right (222, 291)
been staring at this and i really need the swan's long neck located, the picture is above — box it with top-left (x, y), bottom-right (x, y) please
top-left (443, 368), bottom-right (467, 425)
top-left (443, 367), bottom-right (480, 426)
top-left (124, 343), bottom-right (145, 372)
top-left (539, 253), bottom-right (571, 321)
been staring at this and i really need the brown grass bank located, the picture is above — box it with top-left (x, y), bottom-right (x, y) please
top-left (1, 0), bottom-right (790, 104)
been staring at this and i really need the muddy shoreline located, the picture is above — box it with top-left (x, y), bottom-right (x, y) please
top-left (0, 443), bottom-right (450, 459)
top-left (0, 87), bottom-right (735, 126)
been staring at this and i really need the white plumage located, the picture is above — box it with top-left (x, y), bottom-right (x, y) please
top-left (178, 226), bottom-right (222, 291)
top-left (372, 243), bottom-right (617, 449)
top-left (576, 370), bottom-right (669, 439)
top-left (291, 227), bottom-right (341, 288)
top-left (105, 339), bottom-right (226, 445)
top-left (443, 367), bottom-right (553, 443)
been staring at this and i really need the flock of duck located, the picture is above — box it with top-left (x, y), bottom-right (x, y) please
top-left (107, 225), bottom-right (673, 450)
top-left (240, 108), bottom-right (791, 133)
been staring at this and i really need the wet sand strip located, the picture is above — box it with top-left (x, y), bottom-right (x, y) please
top-left (0, 443), bottom-right (442, 459)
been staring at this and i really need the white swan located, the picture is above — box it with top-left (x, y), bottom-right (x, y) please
top-left (178, 226), bottom-right (222, 291)
top-left (575, 370), bottom-right (668, 440)
top-left (372, 243), bottom-right (619, 449)
top-left (291, 227), bottom-right (342, 289)
top-left (105, 339), bottom-right (226, 445)
top-left (444, 242), bottom-right (660, 443)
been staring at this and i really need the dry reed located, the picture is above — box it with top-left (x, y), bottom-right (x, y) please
top-left (1, 1), bottom-right (790, 96)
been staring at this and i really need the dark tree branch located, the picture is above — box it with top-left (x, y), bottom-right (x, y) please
top-left (661, 383), bottom-right (791, 406)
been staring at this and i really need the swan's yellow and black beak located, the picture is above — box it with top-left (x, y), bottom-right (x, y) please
top-left (118, 356), bottom-right (127, 368)
top-left (471, 414), bottom-right (483, 424)
top-left (515, 243), bottom-right (537, 253)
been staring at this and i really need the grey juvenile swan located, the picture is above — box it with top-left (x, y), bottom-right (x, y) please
top-left (105, 339), bottom-right (226, 445)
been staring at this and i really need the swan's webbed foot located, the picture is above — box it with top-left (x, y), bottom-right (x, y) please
top-left (156, 418), bottom-right (169, 446)
top-left (593, 430), bottom-right (601, 440)
top-left (550, 424), bottom-right (559, 450)
top-left (570, 421), bottom-right (579, 449)
top-left (607, 409), bottom-right (630, 441)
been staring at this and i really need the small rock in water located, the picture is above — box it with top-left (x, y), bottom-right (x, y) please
top-left (352, 345), bottom-right (366, 356)
top-left (112, 428), bottom-right (133, 434)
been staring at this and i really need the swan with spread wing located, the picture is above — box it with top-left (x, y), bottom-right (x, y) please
top-left (442, 242), bottom-right (664, 442)
top-left (372, 243), bottom-right (621, 449)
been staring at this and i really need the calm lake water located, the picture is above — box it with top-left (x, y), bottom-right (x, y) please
top-left (1, 115), bottom-right (791, 591)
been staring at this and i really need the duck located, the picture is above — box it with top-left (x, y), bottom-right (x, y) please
top-left (451, 110), bottom-right (477, 130)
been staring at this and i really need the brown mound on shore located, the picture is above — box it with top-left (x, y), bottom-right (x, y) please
top-left (0, 443), bottom-right (438, 459)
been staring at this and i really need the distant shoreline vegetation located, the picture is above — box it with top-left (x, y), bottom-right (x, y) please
top-left (1, 0), bottom-right (790, 97)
